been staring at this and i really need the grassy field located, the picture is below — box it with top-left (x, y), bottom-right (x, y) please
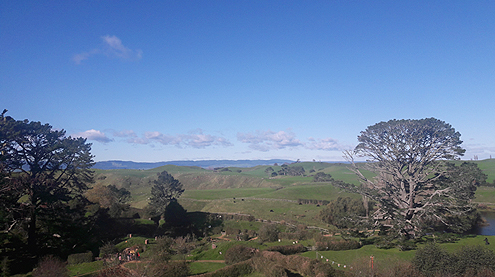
top-left (92, 160), bottom-right (495, 226)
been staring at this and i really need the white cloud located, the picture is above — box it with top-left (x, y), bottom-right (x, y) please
top-left (101, 35), bottom-right (143, 60)
top-left (73, 35), bottom-right (142, 64)
top-left (237, 130), bottom-right (303, 152)
top-left (306, 137), bottom-right (347, 151)
top-left (72, 129), bottom-right (113, 143)
top-left (113, 129), bottom-right (233, 149)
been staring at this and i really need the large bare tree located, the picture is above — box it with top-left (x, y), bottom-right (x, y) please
top-left (339, 118), bottom-right (485, 238)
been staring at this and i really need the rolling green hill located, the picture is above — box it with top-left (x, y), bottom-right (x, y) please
top-left (92, 160), bottom-right (495, 223)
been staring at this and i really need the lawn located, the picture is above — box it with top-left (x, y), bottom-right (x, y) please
top-left (67, 260), bottom-right (104, 277)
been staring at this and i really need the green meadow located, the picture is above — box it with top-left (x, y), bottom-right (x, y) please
top-left (92, 160), bottom-right (495, 228)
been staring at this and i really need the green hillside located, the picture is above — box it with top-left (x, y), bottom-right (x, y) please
top-left (92, 160), bottom-right (495, 221)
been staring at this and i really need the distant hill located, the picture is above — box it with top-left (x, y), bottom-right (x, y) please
top-left (93, 159), bottom-right (295, 170)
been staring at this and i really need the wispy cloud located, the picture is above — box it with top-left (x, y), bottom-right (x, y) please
top-left (72, 129), bottom-right (113, 143)
top-left (306, 137), bottom-right (347, 151)
top-left (112, 129), bottom-right (232, 149)
top-left (73, 35), bottom-right (142, 64)
top-left (237, 129), bottom-right (303, 152)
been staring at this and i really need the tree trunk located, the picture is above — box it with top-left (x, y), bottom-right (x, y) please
top-left (27, 206), bottom-right (37, 256)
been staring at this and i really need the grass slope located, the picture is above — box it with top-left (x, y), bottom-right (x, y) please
top-left (92, 160), bottom-right (495, 218)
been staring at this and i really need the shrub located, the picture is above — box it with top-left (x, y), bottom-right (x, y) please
top-left (319, 197), bottom-right (367, 229)
top-left (315, 239), bottom-right (361, 251)
top-left (150, 261), bottom-right (190, 277)
top-left (258, 224), bottom-right (279, 243)
top-left (412, 243), bottom-right (451, 276)
top-left (259, 251), bottom-right (336, 277)
top-left (67, 251), bottom-right (93, 265)
top-left (32, 255), bottom-right (68, 277)
top-left (454, 245), bottom-right (495, 276)
top-left (99, 242), bottom-right (118, 258)
top-left (225, 245), bottom-right (257, 265)
top-left (266, 244), bottom-right (306, 255)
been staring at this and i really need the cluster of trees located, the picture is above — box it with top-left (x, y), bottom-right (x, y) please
top-left (265, 164), bottom-right (306, 177)
top-left (0, 111), bottom-right (191, 274)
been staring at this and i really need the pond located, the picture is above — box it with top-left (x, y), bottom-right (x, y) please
top-left (474, 211), bottom-right (495, 236)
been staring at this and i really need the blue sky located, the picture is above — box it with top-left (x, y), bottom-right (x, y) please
top-left (2, 1), bottom-right (494, 162)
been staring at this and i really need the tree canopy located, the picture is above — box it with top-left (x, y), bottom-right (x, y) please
top-left (339, 118), bottom-right (486, 238)
top-left (0, 111), bottom-right (94, 255)
top-left (148, 170), bottom-right (184, 217)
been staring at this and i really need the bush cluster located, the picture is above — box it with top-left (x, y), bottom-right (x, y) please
top-left (266, 244), bottom-right (306, 255)
top-left (196, 260), bottom-right (253, 277)
top-left (413, 243), bottom-right (495, 276)
top-left (258, 224), bottom-right (280, 242)
top-left (32, 256), bottom-right (69, 277)
top-left (298, 198), bottom-right (330, 206)
top-left (67, 251), bottom-right (93, 265)
top-left (257, 251), bottom-right (336, 277)
top-left (315, 239), bottom-right (361, 251)
top-left (225, 245), bottom-right (257, 265)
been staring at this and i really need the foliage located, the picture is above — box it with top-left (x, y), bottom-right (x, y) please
top-left (153, 236), bottom-right (174, 262)
top-left (315, 239), bottom-right (361, 251)
top-left (266, 243), bottom-right (306, 255)
top-left (319, 197), bottom-right (368, 229)
top-left (148, 170), bottom-right (184, 217)
top-left (340, 118), bottom-right (486, 238)
top-left (258, 224), bottom-right (280, 243)
top-left (412, 243), bottom-right (495, 276)
top-left (32, 255), bottom-right (69, 277)
top-left (148, 261), bottom-right (190, 277)
top-left (67, 251), bottom-right (93, 265)
top-left (313, 172), bottom-right (333, 182)
top-left (86, 185), bottom-right (131, 218)
top-left (1, 112), bottom-right (94, 260)
top-left (278, 164), bottom-right (305, 176)
top-left (257, 251), bottom-right (336, 277)
top-left (99, 242), bottom-right (118, 258)
top-left (225, 245), bottom-right (257, 265)
top-left (163, 200), bottom-right (190, 229)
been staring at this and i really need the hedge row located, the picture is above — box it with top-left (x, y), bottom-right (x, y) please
top-left (316, 239), bottom-right (361, 251)
top-left (298, 199), bottom-right (330, 206)
top-left (266, 244), bottom-right (307, 255)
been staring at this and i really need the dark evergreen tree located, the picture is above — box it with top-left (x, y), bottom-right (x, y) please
top-left (148, 170), bottom-right (184, 217)
top-left (0, 112), bottom-right (94, 257)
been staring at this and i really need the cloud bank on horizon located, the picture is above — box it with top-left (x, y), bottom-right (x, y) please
top-left (73, 128), bottom-right (347, 153)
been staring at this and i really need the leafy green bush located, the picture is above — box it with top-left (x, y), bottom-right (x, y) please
top-left (258, 224), bottom-right (279, 243)
top-left (99, 242), bottom-right (118, 258)
top-left (412, 243), bottom-right (495, 276)
top-left (225, 245), bottom-right (256, 265)
top-left (319, 197), bottom-right (368, 229)
top-left (67, 251), bottom-right (93, 265)
top-left (149, 261), bottom-right (190, 277)
top-left (266, 244), bottom-right (306, 255)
